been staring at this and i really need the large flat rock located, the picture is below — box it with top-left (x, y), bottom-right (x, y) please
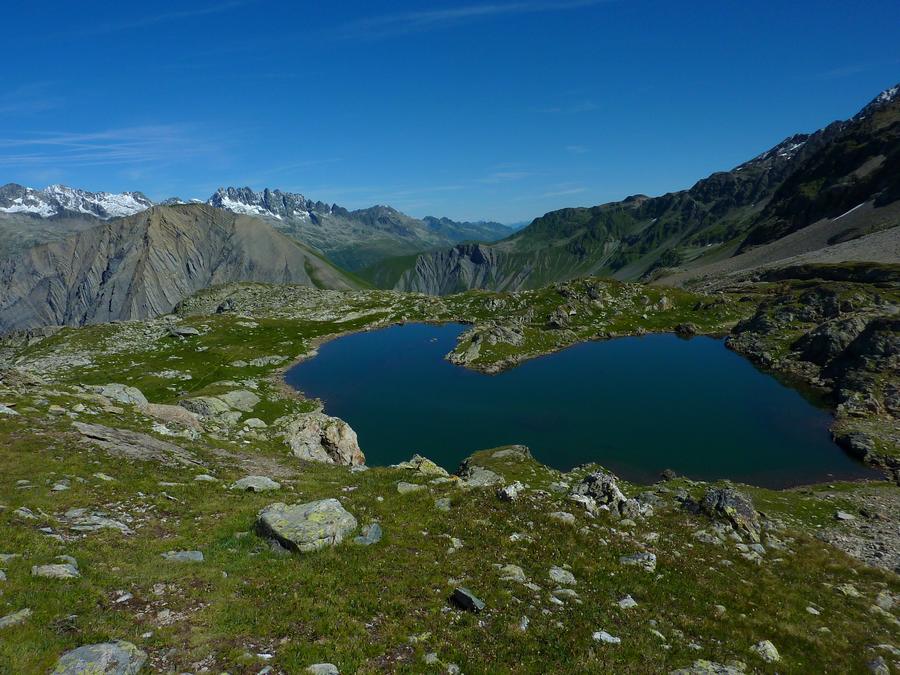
top-left (257, 499), bottom-right (357, 553)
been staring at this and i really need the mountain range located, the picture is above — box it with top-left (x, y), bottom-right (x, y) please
top-left (380, 83), bottom-right (900, 293)
top-left (0, 184), bottom-right (513, 272)
top-left (0, 83), bottom-right (897, 332)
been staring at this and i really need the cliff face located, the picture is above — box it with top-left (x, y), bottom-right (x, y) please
top-left (0, 204), bottom-right (360, 332)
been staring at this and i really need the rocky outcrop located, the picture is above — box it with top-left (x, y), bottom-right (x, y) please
top-left (282, 412), bottom-right (365, 466)
top-left (257, 499), bottom-right (358, 552)
top-left (0, 204), bottom-right (360, 333)
top-left (72, 421), bottom-right (200, 467)
top-left (699, 488), bottom-right (761, 543)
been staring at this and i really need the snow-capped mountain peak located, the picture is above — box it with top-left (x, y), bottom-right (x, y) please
top-left (206, 186), bottom-right (333, 221)
top-left (0, 184), bottom-right (153, 219)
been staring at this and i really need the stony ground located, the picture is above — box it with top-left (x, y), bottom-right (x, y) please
top-left (0, 276), bottom-right (897, 673)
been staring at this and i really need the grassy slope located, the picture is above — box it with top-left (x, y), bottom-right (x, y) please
top-left (0, 282), bottom-right (897, 672)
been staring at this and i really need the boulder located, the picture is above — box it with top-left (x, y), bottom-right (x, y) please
top-left (257, 499), bottom-right (358, 553)
top-left (167, 325), bottom-right (200, 337)
top-left (139, 403), bottom-right (202, 431)
top-left (306, 665), bottom-right (339, 675)
top-left (87, 384), bottom-right (148, 407)
top-left (619, 552), bottom-right (657, 572)
top-left (72, 422), bottom-right (200, 467)
top-left (283, 412), bottom-right (365, 466)
top-left (233, 476), bottom-right (281, 492)
top-left (178, 396), bottom-right (233, 419)
top-left (700, 488), bottom-right (761, 543)
top-left (451, 587), bottom-right (485, 612)
top-left (32, 562), bottom-right (80, 579)
top-left (354, 523), bottom-right (383, 546)
top-left (549, 566), bottom-right (576, 586)
top-left (749, 640), bottom-right (780, 663)
top-left (497, 481), bottom-right (525, 501)
top-left (793, 316), bottom-right (868, 365)
top-left (50, 640), bottom-right (147, 674)
top-left (456, 460), bottom-right (503, 488)
top-left (392, 454), bottom-right (448, 477)
top-left (0, 608), bottom-right (31, 629)
top-left (217, 389), bottom-right (260, 412)
top-left (397, 482), bottom-right (425, 494)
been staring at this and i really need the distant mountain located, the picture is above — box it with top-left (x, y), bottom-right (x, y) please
top-left (0, 183), bottom-right (152, 219)
top-left (385, 83), bottom-right (900, 294)
top-left (0, 204), bottom-right (362, 333)
top-left (0, 183), bottom-right (512, 271)
top-left (206, 186), bottom-right (512, 270)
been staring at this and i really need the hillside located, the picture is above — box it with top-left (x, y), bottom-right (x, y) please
top-left (383, 84), bottom-right (900, 295)
top-left (0, 204), bottom-right (362, 333)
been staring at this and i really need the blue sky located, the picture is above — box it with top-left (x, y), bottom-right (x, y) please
top-left (1, 1), bottom-right (898, 223)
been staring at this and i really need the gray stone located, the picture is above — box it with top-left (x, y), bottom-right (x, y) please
top-left (168, 325), bottom-right (200, 337)
top-left (451, 587), bottom-right (485, 612)
top-left (456, 462), bottom-right (503, 488)
top-left (50, 640), bottom-right (147, 674)
top-left (550, 511), bottom-right (576, 525)
top-left (669, 660), bottom-right (747, 675)
top-left (397, 482), bottom-right (425, 495)
top-left (257, 499), bottom-right (358, 553)
top-left (618, 595), bottom-right (638, 609)
top-left (0, 608), bottom-right (31, 629)
top-left (87, 384), bottom-right (148, 407)
top-left (283, 412), bottom-right (365, 466)
top-left (354, 523), bottom-right (382, 546)
top-left (700, 488), bottom-right (761, 543)
top-left (218, 389), bottom-right (260, 412)
top-left (593, 630), bottom-right (621, 644)
top-left (72, 422), bottom-right (199, 467)
top-left (306, 665), bottom-right (339, 675)
top-left (32, 563), bottom-right (80, 579)
top-left (161, 550), bottom-right (204, 563)
top-left (619, 552), bottom-right (657, 572)
top-left (233, 476), bottom-right (281, 492)
top-left (549, 566), bottom-right (576, 586)
top-left (497, 481), bottom-right (525, 501)
top-left (499, 564), bottom-right (526, 582)
top-left (749, 640), bottom-right (780, 663)
top-left (434, 498), bottom-right (452, 512)
top-left (392, 454), bottom-right (448, 477)
top-left (835, 510), bottom-right (856, 521)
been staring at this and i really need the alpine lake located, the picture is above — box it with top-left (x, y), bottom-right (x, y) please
top-left (286, 323), bottom-right (879, 488)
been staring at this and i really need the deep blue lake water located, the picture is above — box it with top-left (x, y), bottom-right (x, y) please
top-left (285, 323), bottom-right (878, 487)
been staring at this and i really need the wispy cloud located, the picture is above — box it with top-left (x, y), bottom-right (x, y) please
top-left (480, 170), bottom-right (535, 184)
top-left (341, 0), bottom-right (609, 38)
top-left (0, 82), bottom-right (63, 116)
top-left (77, 0), bottom-right (252, 36)
top-left (540, 186), bottom-right (587, 198)
top-left (0, 125), bottom-right (220, 169)
top-left (565, 145), bottom-right (589, 154)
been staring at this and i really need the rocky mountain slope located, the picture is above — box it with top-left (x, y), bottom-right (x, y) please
top-left (0, 204), bottom-right (362, 333)
top-left (384, 83), bottom-right (900, 294)
top-left (0, 184), bottom-right (153, 220)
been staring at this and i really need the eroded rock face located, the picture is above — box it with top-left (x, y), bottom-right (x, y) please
top-left (50, 640), bottom-right (147, 674)
top-left (282, 412), bottom-right (365, 466)
top-left (700, 488), bottom-right (761, 543)
top-left (257, 499), bottom-right (358, 552)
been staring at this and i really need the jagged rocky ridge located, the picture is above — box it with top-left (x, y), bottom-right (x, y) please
top-left (386, 83), bottom-right (900, 294)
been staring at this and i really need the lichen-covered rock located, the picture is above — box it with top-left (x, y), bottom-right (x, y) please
top-left (257, 499), bottom-right (358, 552)
top-left (700, 488), bottom-right (761, 543)
top-left (87, 383), bottom-right (148, 407)
top-left (456, 459), bottom-right (503, 488)
top-left (283, 412), bottom-right (365, 466)
top-left (392, 454), bottom-right (448, 477)
top-left (50, 640), bottom-right (147, 674)
top-left (0, 608), bottom-right (31, 629)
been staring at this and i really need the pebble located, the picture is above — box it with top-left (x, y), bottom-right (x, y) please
top-left (161, 550), bottom-right (204, 563)
top-left (618, 595), bottom-right (638, 609)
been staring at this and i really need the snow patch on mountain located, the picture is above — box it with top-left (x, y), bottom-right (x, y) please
top-left (0, 184), bottom-right (153, 219)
